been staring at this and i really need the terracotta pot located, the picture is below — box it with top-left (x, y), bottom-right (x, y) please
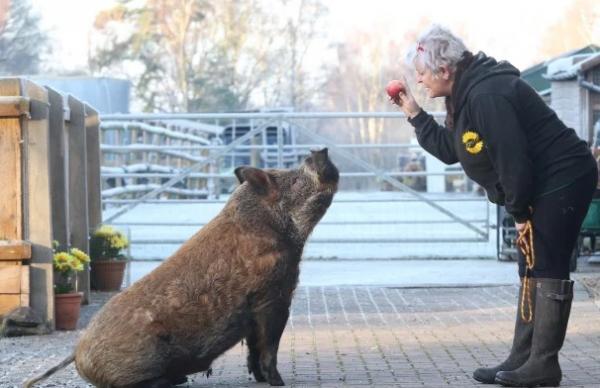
top-left (91, 260), bottom-right (127, 291)
top-left (54, 292), bottom-right (83, 330)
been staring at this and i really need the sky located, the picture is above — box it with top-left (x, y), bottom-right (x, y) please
top-left (31, 0), bottom-right (575, 74)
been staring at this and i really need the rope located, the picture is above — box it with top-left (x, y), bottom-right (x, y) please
top-left (516, 220), bottom-right (535, 322)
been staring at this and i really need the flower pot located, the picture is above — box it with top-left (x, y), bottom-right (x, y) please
top-left (54, 292), bottom-right (83, 330)
top-left (91, 260), bottom-right (127, 291)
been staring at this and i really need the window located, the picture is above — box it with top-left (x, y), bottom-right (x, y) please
top-left (593, 68), bottom-right (600, 86)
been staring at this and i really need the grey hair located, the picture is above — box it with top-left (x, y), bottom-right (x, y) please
top-left (406, 25), bottom-right (469, 74)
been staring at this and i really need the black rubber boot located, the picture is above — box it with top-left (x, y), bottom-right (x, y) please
top-left (473, 278), bottom-right (537, 384)
top-left (495, 278), bottom-right (574, 387)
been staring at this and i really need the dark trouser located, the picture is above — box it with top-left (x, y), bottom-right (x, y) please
top-left (518, 167), bottom-right (598, 280)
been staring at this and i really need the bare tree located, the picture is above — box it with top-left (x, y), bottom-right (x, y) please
top-left (537, 0), bottom-right (600, 60)
top-left (261, 0), bottom-right (329, 109)
top-left (91, 0), bottom-right (279, 112)
top-left (90, 0), bottom-right (327, 112)
top-left (0, 0), bottom-right (50, 75)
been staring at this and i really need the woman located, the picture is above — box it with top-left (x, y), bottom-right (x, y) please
top-left (392, 25), bottom-right (597, 387)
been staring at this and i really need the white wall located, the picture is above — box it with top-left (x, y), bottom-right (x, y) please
top-left (550, 80), bottom-right (587, 140)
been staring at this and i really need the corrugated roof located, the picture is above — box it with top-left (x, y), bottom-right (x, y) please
top-left (521, 44), bottom-right (600, 91)
top-left (543, 53), bottom-right (600, 81)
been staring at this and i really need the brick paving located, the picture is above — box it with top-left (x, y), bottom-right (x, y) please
top-left (2, 283), bottom-right (600, 387)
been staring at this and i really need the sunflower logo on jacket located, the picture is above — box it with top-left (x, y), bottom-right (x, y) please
top-left (462, 130), bottom-right (484, 154)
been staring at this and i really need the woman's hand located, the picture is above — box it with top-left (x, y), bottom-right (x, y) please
top-left (386, 77), bottom-right (421, 118)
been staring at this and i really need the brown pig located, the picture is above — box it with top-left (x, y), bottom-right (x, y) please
top-left (25, 148), bottom-right (338, 388)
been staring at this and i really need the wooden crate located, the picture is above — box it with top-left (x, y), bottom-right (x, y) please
top-left (0, 240), bottom-right (31, 317)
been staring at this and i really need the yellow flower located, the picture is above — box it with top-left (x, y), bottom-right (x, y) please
top-left (54, 252), bottom-right (71, 264)
top-left (95, 225), bottom-right (116, 238)
top-left (73, 260), bottom-right (84, 272)
top-left (90, 225), bottom-right (129, 260)
top-left (53, 250), bottom-right (87, 273)
top-left (109, 233), bottom-right (128, 249)
top-left (70, 248), bottom-right (90, 264)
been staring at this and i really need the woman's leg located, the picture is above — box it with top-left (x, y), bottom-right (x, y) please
top-left (496, 168), bottom-right (597, 386)
top-left (528, 169), bottom-right (596, 279)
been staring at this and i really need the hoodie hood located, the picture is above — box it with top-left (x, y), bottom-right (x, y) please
top-left (453, 51), bottom-right (520, 116)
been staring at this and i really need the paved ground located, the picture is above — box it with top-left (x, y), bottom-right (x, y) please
top-left (2, 259), bottom-right (600, 387)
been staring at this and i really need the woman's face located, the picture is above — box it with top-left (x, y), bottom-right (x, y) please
top-left (414, 56), bottom-right (453, 98)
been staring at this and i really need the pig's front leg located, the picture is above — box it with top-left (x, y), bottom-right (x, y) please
top-left (246, 326), bottom-right (266, 382)
top-left (246, 301), bottom-right (291, 386)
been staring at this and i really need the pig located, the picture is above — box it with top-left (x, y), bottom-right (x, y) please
top-left (25, 148), bottom-right (338, 388)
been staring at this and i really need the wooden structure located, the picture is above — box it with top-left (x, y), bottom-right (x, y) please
top-left (0, 78), bottom-right (102, 327)
top-left (0, 241), bottom-right (31, 317)
top-left (0, 79), bottom-right (53, 323)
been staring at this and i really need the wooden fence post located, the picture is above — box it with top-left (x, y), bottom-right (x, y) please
top-left (47, 88), bottom-right (70, 251)
top-left (22, 79), bottom-right (54, 325)
top-left (66, 96), bottom-right (90, 304)
top-left (85, 104), bottom-right (102, 232)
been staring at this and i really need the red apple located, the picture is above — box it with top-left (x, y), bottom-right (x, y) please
top-left (386, 80), bottom-right (405, 100)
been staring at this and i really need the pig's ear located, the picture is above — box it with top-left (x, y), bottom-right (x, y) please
top-left (310, 148), bottom-right (329, 164)
top-left (310, 147), bottom-right (328, 160)
top-left (234, 167), bottom-right (273, 194)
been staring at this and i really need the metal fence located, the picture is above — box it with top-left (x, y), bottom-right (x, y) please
top-left (98, 112), bottom-right (491, 260)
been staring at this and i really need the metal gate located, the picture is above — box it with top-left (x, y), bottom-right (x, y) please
top-left (98, 111), bottom-right (492, 261)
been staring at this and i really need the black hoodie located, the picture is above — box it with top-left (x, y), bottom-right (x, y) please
top-left (408, 52), bottom-right (595, 222)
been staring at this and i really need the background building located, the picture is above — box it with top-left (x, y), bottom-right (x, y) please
top-left (522, 45), bottom-right (600, 142)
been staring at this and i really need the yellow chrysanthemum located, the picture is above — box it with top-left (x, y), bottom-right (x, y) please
top-left (90, 225), bottom-right (129, 259)
top-left (462, 131), bottom-right (484, 155)
top-left (94, 225), bottom-right (116, 238)
top-left (108, 233), bottom-right (128, 249)
top-left (70, 248), bottom-right (90, 263)
top-left (53, 250), bottom-right (88, 273)
top-left (54, 252), bottom-right (71, 263)
top-left (73, 260), bottom-right (84, 271)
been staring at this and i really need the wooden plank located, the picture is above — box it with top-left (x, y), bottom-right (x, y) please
top-left (0, 262), bottom-right (21, 293)
top-left (0, 96), bottom-right (30, 117)
top-left (20, 79), bottom-right (54, 324)
top-left (0, 117), bottom-right (21, 241)
top-left (21, 264), bottom-right (29, 306)
top-left (0, 79), bottom-right (21, 97)
top-left (67, 96), bottom-right (90, 304)
top-left (0, 294), bottom-right (20, 317)
top-left (47, 87), bottom-right (70, 249)
top-left (85, 104), bottom-right (102, 232)
top-left (0, 240), bottom-right (31, 260)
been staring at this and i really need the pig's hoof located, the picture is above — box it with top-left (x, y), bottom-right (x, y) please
top-left (267, 371), bottom-right (285, 386)
top-left (268, 377), bottom-right (285, 386)
top-left (247, 355), bottom-right (266, 382)
top-left (251, 367), bottom-right (266, 382)
top-left (255, 373), bottom-right (267, 382)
